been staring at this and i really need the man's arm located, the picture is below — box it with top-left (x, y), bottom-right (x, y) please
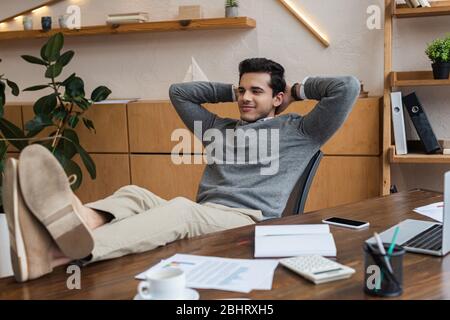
top-left (168, 82), bottom-right (235, 136)
top-left (298, 76), bottom-right (360, 145)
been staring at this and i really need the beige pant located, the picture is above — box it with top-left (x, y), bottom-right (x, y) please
top-left (83, 185), bottom-right (263, 264)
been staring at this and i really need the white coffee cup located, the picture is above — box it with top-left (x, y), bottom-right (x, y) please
top-left (22, 16), bottom-right (33, 31)
top-left (138, 268), bottom-right (186, 300)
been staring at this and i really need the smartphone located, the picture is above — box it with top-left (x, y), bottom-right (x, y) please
top-left (322, 217), bottom-right (370, 229)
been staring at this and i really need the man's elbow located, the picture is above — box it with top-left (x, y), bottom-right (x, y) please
top-left (168, 83), bottom-right (182, 101)
top-left (340, 76), bottom-right (361, 101)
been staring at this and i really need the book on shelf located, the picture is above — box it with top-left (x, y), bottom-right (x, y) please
top-left (404, 0), bottom-right (431, 7)
top-left (391, 92), bottom-right (408, 155)
top-left (403, 92), bottom-right (441, 154)
top-left (106, 12), bottom-right (149, 24)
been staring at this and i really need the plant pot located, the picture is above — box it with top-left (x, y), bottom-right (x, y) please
top-left (432, 62), bottom-right (450, 80)
top-left (225, 7), bottom-right (238, 18)
top-left (0, 213), bottom-right (13, 278)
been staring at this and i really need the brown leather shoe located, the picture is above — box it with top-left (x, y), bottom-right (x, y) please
top-left (2, 158), bottom-right (53, 282)
top-left (18, 144), bottom-right (94, 260)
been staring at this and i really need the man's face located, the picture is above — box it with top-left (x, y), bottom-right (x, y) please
top-left (237, 73), bottom-right (284, 122)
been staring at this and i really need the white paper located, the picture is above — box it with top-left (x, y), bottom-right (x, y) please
top-left (136, 254), bottom-right (279, 293)
top-left (414, 202), bottom-right (444, 222)
top-left (183, 57), bottom-right (209, 82)
top-left (255, 225), bottom-right (337, 258)
top-left (255, 224), bottom-right (330, 236)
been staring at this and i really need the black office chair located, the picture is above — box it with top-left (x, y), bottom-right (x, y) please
top-left (282, 150), bottom-right (323, 216)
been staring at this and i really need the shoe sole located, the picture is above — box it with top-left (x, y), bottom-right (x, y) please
top-left (3, 159), bottom-right (29, 282)
top-left (18, 145), bottom-right (94, 260)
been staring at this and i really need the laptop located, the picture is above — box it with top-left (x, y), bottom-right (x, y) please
top-left (367, 171), bottom-right (450, 257)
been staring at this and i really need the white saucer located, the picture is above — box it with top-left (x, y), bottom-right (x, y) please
top-left (133, 288), bottom-right (199, 300)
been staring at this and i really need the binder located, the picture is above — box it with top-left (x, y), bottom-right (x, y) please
top-left (403, 92), bottom-right (441, 154)
top-left (391, 92), bottom-right (408, 155)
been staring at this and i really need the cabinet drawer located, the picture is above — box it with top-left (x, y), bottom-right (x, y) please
top-left (286, 97), bottom-right (381, 155)
top-left (304, 156), bottom-right (380, 212)
top-left (130, 154), bottom-right (205, 201)
top-left (75, 153), bottom-right (130, 203)
top-left (22, 103), bottom-right (129, 153)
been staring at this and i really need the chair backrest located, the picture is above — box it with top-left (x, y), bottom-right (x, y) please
top-left (282, 150), bottom-right (323, 216)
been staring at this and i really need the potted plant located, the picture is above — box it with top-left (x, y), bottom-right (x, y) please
top-left (0, 32), bottom-right (112, 203)
top-left (425, 34), bottom-right (450, 80)
top-left (225, 0), bottom-right (239, 18)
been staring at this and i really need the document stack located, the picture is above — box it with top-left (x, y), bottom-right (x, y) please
top-left (106, 12), bottom-right (149, 25)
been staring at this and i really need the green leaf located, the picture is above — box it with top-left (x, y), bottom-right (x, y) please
top-left (21, 55), bottom-right (47, 66)
top-left (52, 107), bottom-right (68, 121)
top-left (68, 114), bottom-right (79, 128)
top-left (40, 44), bottom-right (49, 61)
top-left (6, 80), bottom-right (19, 96)
top-left (91, 86), bottom-right (112, 102)
top-left (82, 117), bottom-right (96, 133)
top-left (65, 76), bottom-right (85, 98)
top-left (60, 128), bottom-right (79, 159)
top-left (61, 73), bottom-right (76, 86)
top-left (0, 118), bottom-right (28, 150)
top-left (45, 62), bottom-right (63, 79)
top-left (73, 96), bottom-right (91, 110)
top-left (23, 84), bottom-right (51, 92)
top-left (25, 114), bottom-right (54, 133)
top-left (33, 93), bottom-right (57, 115)
top-left (44, 33), bottom-right (64, 62)
top-left (57, 50), bottom-right (74, 67)
top-left (75, 142), bottom-right (96, 179)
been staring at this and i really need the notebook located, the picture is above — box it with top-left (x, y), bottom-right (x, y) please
top-left (254, 225), bottom-right (337, 258)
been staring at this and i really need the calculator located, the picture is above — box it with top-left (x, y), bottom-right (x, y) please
top-left (279, 255), bottom-right (355, 284)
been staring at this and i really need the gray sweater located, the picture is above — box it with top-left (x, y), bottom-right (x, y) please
top-left (169, 76), bottom-right (360, 219)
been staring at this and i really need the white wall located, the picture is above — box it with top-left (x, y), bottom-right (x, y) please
top-left (0, 0), bottom-right (449, 192)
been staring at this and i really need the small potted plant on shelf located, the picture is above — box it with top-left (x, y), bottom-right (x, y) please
top-left (225, 0), bottom-right (239, 18)
top-left (425, 34), bottom-right (450, 80)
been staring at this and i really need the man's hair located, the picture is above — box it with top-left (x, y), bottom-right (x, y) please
top-left (238, 58), bottom-right (286, 97)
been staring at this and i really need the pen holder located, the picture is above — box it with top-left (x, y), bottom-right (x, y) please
top-left (363, 242), bottom-right (405, 297)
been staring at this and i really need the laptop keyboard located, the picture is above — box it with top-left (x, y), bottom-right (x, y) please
top-left (402, 224), bottom-right (443, 252)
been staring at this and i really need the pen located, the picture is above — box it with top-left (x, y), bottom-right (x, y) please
top-left (387, 226), bottom-right (400, 257)
top-left (374, 232), bottom-right (394, 274)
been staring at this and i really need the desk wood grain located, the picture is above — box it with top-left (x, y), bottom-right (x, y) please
top-left (0, 190), bottom-right (448, 300)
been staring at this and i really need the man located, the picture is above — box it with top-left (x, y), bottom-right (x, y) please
top-left (3, 58), bottom-right (360, 282)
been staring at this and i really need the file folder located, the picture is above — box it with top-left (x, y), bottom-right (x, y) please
top-left (403, 92), bottom-right (441, 154)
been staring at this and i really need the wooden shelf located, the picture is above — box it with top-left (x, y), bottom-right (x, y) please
top-left (390, 147), bottom-right (450, 164)
top-left (391, 71), bottom-right (450, 87)
top-left (0, 17), bottom-right (256, 41)
top-left (394, 1), bottom-right (450, 18)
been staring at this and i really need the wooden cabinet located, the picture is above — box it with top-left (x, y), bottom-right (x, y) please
top-left (130, 155), bottom-right (204, 201)
top-left (128, 99), bottom-right (381, 155)
top-left (22, 103), bottom-right (129, 153)
top-left (304, 156), bottom-right (380, 212)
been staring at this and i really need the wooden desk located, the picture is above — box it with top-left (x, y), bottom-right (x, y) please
top-left (0, 190), bottom-right (448, 300)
